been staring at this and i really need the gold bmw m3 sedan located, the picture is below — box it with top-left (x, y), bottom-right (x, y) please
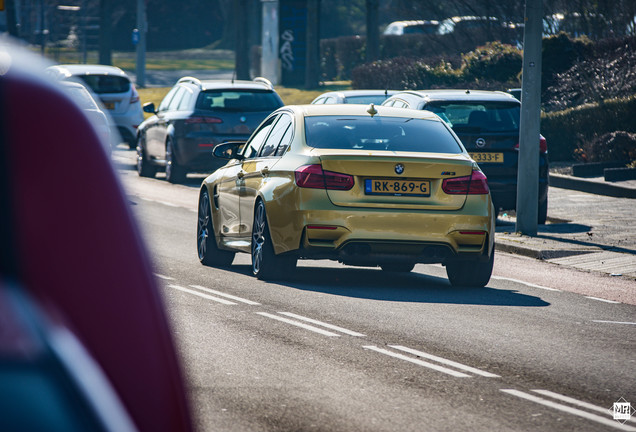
top-left (197, 104), bottom-right (496, 287)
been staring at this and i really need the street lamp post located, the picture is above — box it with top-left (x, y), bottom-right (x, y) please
top-left (516, 0), bottom-right (543, 235)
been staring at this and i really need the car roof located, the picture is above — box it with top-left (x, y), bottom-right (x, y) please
top-left (393, 89), bottom-right (519, 103)
top-left (319, 89), bottom-right (398, 98)
top-left (293, 103), bottom-right (442, 120)
top-left (47, 64), bottom-right (129, 79)
top-left (388, 19), bottom-right (439, 26)
top-left (177, 76), bottom-right (276, 92)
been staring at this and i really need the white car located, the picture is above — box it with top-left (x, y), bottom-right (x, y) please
top-left (46, 64), bottom-right (144, 148)
top-left (383, 20), bottom-right (439, 35)
top-left (60, 80), bottom-right (114, 153)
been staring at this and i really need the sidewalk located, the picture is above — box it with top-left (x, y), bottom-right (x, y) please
top-left (495, 173), bottom-right (636, 280)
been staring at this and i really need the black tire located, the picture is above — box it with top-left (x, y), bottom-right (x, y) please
top-left (446, 248), bottom-right (494, 288)
top-left (197, 190), bottom-right (235, 267)
top-left (251, 201), bottom-right (296, 280)
top-left (166, 138), bottom-right (186, 184)
top-left (381, 263), bottom-right (414, 273)
top-left (538, 196), bottom-right (548, 225)
top-left (136, 138), bottom-right (157, 178)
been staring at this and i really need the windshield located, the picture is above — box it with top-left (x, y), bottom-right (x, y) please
top-left (304, 116), bottom-right (463, 153)
top-left (426, 101), bottom-right (520, 133)
top-left (196, 90), bottom-right (283, 112)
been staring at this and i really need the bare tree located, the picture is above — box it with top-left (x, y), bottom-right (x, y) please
top-left (98, 0), bottom-right (112, 65)
top-left (366, 0), bottom-right (379, 61)
top-left (235, 0), bottom-right (250, 80)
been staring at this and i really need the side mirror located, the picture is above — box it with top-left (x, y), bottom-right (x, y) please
top-left (213, 141), bottom-right (246, 160)
top-left (143, 102), bottom-right (156, 114)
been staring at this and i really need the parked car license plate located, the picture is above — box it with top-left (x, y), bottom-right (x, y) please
top-left (365, 179), bottom-right (430, 196)
top-left (103, 102), bottom-right (115, 110)
top-left (470, 152), bottom-right (504, 163)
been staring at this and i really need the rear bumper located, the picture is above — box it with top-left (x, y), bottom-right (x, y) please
top-left (489, 177), bottom-right (549, 211)
top-left (176, 135), bottom-right (249, 172)
top-left (268, 193), bottom-right (495, 266)
top-left (109, 109), bottom-right (144, 141)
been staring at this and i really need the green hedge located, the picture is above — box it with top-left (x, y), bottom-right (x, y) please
top-left (541, 95), bottom-right (636, 161)
top-left (351, 42), bottom-right (521, 90)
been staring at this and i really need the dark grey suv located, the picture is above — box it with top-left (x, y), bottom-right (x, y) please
top-left (383, 90), bottom-right (549, 224)
top-left (136, 77), bottom-right (284, 183)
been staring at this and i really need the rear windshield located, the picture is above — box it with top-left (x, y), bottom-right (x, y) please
top-left (345, 95), bottom-right (390, 105)
top-left (304, 116), bottom-right (463, 153)
top-left (425, 101), bottom-right (520, 133)
top-left (76, 75), bottom-right (130, 94)
top-left (196, 90), bottom-right (283, 112)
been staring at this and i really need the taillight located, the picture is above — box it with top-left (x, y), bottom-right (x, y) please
top-left (514, 135), bottom-right (548, 154)
top-left (130, 85), bottom-right (140, 104)
top-left (294, 164), bottom-right (354, 190)
top-left (442, 170), bottom-right (489, 195)
top-left (539, 135), bottom-right (548, 153)
top-left (185, 117), bottom-right (223, 124)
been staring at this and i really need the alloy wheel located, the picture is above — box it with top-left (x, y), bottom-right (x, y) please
top-left (197, 192), bottom-right (210, 260)
top-left (252, 203), bottom-right (266, 275)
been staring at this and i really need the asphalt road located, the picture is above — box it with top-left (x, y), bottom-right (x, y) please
top-left (114, 150), bottom-right (636, 432)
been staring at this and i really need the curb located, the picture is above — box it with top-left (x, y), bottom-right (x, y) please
top-left (549, 173), bottom-right (636, 199)
top-left (494, 240), bottom-right (595, 260)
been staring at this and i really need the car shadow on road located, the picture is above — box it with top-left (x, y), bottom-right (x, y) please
top-left (232, 264), bottom-right (549, 307)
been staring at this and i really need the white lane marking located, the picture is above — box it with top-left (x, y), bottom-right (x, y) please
top-left (278, 312), bottom-right (365, 337)
top-left (362, 346), bottom-right (471, 378)
top-left (158, 201), bottom-right (178, 207)
top-left (501, 389), bottom-right (636, 431)
top-left (389, 345), bottom-right (500, 378)
top-left (533, 389), bottom-right (636, 424)
top-left (190, 285), bottom-right (260, 305)
top-left (586, 296), bottom-right (621, 304)
top-left (592, 320), bottom-right (636, 326)
top-left (491, 276), bottom-right (561, 292)
top-left (154, 273), bottom-right (175, 280)
top-left (256, 312), bottom-right (340, 337)
top-left (168, 285), bottom-right (236, 305)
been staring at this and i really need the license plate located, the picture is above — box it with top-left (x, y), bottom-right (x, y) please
top-left (470, 152), bottom-right (504, 163)
top-left (103, 102), bottom-right (115, 110)
top-left (365, 179), bottom-right (430, 196)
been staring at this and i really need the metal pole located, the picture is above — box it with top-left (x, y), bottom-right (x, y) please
top-left (136, 0), bottom-right (146, 88)
top-left (516, 0), bottom-right (543, 235)
top-left (260, 0), bottom-right (279, 85)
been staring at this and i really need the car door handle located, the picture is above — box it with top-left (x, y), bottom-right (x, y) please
top-left (260, 167), bottom-right (269, 176)
top-left (237, 171), bottom-right (245, 179)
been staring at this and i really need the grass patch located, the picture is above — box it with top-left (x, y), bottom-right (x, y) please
top-left (44, 48), bottom-right (235, 72)
top-left (115, 58), bottom-right (234, 71)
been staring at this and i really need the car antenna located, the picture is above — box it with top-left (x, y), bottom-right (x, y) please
top-left (367, 103), bottom-right (378, 117)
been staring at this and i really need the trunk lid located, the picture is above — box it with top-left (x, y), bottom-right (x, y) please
top-left (314, 149), bottom-right (473, 210)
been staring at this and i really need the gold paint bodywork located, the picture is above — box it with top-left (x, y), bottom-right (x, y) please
top-left (201, 104), bottom-right (495, 265)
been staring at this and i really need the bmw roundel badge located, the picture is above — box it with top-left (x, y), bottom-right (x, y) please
top-left (395, 163), bottom-right (405, 175)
